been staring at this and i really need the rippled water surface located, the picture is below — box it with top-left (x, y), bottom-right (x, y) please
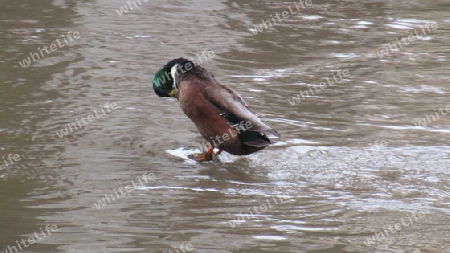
top-left (1, 0), bottom-right (449, 252)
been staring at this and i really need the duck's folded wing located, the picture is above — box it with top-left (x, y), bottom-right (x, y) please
top-left (203, 82), bottom-right (280, 144)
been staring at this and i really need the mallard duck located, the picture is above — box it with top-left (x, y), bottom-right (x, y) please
top-left (153, 58), bottom-right (279, 162)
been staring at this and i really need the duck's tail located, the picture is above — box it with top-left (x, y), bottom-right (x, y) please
top-left (240, 129), bottom-right (280, 148)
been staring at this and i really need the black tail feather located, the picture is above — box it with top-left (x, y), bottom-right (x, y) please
top-left (239, 130), bottom-right (279, 148)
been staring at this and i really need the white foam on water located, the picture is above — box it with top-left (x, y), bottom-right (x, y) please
top-left (252, 235), bottom-right (287, 241)
top-left (165, 147), bottom-right (202, 163)
top-left (165, 147), bottom-right (240, 163)
top-left (273, 138), bottom-right (319, 146)
top-left (135, 185), bottom-right (219, 192)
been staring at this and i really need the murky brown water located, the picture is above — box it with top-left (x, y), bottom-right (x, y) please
top-left (1, 0), bottom-right (449, 252)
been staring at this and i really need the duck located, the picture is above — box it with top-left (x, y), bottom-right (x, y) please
top-left (152, 57), bottom-right (279, 162)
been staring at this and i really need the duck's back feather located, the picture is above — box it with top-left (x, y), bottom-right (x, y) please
top-left (202, 77), bottom-right (279, 146)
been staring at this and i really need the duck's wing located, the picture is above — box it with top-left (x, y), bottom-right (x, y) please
top-left (202, 81), bottom-right (280, 146)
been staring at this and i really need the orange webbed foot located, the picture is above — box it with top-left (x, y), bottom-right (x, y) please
top-left (188, 148), bottom-right (223, 162)
top-left (188, 153), bottom-right (213, 162)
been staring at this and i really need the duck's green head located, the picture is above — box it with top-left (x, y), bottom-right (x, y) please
top-left (153, 68), bottom-right (175, 97)
top-left (153, 58), bottom-right (194, 97)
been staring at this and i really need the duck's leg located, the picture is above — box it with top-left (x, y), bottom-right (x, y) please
top-left (188, 146), bottom-right (214, 162)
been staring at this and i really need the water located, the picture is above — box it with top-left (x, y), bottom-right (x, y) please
top-left (1, 0), bottom-right (449, 252)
